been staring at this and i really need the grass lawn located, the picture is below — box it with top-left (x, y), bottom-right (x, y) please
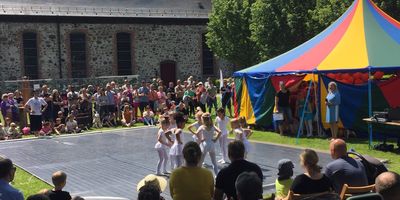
top-left (12, 166), bottom-right (52, 198)
top-left (247, 130), bottom-right (400, 173)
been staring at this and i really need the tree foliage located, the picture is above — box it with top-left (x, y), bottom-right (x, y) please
top-left (206, 0), bottom-right (258, 67)
top-left (250, 0), bottom-right (316, 61)
top-left (206, 0), bottom-right (400, 68)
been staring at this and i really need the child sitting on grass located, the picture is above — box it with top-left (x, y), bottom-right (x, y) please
top-left (39, 121), bottom-right (52, 136)
top-left (121, 105), bottom-right (134, 127)
top-left (66, 115), bottom-right (81, 133)
top-left (0, 124), bottom-right (6, 140)
top-left (7, 122), bottom-right (22, 139)
top-left (54, 118), bottom-right (66, 135)
top-left (143, 105), bottom-right (155, 126)
top-left (275, 159), bottom-right (294, 200)
top-left (45, 171), bottom-right (72, 200)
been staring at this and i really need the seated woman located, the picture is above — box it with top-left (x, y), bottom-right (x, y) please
top-left (288, 149), bottom-right (333, 196)
top-left (169, 141), bottom-right (214, 200)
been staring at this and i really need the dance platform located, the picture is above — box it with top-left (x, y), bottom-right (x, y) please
top-left (0, 127), bottom-right (333, 200)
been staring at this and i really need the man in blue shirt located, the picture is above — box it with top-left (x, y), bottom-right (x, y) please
top-left (0, 158), bottom-right (24, 200)
top-left (324, 139), bottom-right (368, 193)
top-left (138, 81), bottom-right (150, 117)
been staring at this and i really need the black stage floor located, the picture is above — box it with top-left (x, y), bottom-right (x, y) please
top-left (0, 127), bottom-right (333, 200)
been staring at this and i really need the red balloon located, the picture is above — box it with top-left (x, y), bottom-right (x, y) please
top-left (342, 78), bottom-right (352, 84)
top-left (374, 71), bottom-right (384, 80)
top-left (335, 73), bottom-right (343, 80)
top-left (354, 72), bottom-right (362, 80)
top-left (361, 73), bottom-right (370, 82)
top-left (327, 73), bottom-right (336, 79)
top-left (343, 73), bottom-right (351, 80)
top-left (354, 79), bottom-right (364, 85)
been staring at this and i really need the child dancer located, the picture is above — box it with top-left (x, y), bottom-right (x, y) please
top-left (168, 111), bottom-right (177, 170)
top-left (215, 108), bottom-right (229, 164)
top-left (154, 117), bottom-right (172, 175)
top-left (231, 118), bottom-right (251, 157)
top-left (169, 112), bottom-right (186, 169)
top-left (239, 116), bottom-right (253, 139)
top-left (196, 112), bottom-right (221, 175)
top-left (187, 111), bottom-right (203, 143)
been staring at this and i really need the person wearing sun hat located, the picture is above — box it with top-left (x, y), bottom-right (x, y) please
top-left (275, 159), bottom-right (294, 200)
top-left (137, 174), bottom-right (167, 200)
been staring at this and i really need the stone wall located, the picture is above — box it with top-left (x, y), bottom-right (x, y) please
top-left (0, 22), bottom-right (232, 82)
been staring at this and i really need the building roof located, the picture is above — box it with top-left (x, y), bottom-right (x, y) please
top-left (0, 0), bottom-right (210, 19)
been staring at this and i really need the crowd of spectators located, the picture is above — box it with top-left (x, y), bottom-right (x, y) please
top-left (0, 76), bottom-right (235, 139)
top-left (1, 139), bottom-right (399, 200)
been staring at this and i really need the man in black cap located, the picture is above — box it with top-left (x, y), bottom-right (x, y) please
top-left (214, 141), bottom-right (263, 200)
top-left (0, 158), bottom-right (24, 200)
top-left (275, 159), bottom-right (294, 199)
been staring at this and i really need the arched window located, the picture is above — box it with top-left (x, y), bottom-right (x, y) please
top-left (202, 34), bottom-right (214, 75)
top-left (116, 32), bottom-right (132, 75)
top-left (70, 33), bottom-right (87, 78)
top-left (22, 32), bottom-right (39, 79)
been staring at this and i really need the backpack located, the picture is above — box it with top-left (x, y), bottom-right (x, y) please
top-left (347, 151), bottom-right (388, 184)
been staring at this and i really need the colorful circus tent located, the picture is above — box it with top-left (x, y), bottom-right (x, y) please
top-left (233, 0), bottom-right (400, 141)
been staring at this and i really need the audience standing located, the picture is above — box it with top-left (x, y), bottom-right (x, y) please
top-left (275, 81), bottom-right (294, 135)
top-left (24, 89), bottom-right (48, 136)
top-left (0, 158), bottom-right (24, 200)
top-left (206, 80), bottom-right (218, 114)
top-left (214, 141), bottom-right (263, 200)
top-left (324, 139), bottom-right (368, 193)
top-left (325, 82), bottom-right (341, 139)
top-left (138, 81), bottom-right (150, 117)
top-left (220, 80), bottom-right (233, 117)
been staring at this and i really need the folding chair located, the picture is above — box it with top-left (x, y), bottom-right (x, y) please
top-left (340, 184), bottom-right (375, 200)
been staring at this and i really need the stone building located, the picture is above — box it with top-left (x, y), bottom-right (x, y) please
top-left (0, 0), bottom-right (233, 84)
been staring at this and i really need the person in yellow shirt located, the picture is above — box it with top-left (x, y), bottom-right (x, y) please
top-left (275, 159), bottom-right (294, 200)
top-left (169, 141), bottom-right (214, 200)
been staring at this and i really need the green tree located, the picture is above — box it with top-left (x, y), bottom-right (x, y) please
top-left (206, 0), bottom-right (259, 68)
top-left (250, 0), bottom-right (316, 61)
top-left (310, 0), bottom-right (352, 34)
top-left (374, 0), bottom-right (400, 20)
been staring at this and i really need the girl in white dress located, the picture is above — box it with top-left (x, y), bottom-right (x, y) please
top-left (196, 112), bottom-right (222, 175)
top-left (168, 111), bottom-right (178, 170)
top-left (215, 108), bottom-right (230, 163)
top-left (231, 118), bottom-right (251, 158)
top-left (169, 112), bottom-right (186, 170)
top-left (188, 111), bottom-right (203, 143)
top-left (154, 117), bottom-right (173, 175)
top-left (239, 116), bottom-right (253, 139)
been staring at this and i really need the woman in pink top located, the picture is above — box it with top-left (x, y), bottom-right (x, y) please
top-left (157, 86), bottom-right (167, 109)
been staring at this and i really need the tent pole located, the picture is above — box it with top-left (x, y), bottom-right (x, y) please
top-left (368, 68), bottom-right (373, 149)
top-left (296, 75), bottom-right (314, 144)
top-left (313, 74), bottom-right (321, 136)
